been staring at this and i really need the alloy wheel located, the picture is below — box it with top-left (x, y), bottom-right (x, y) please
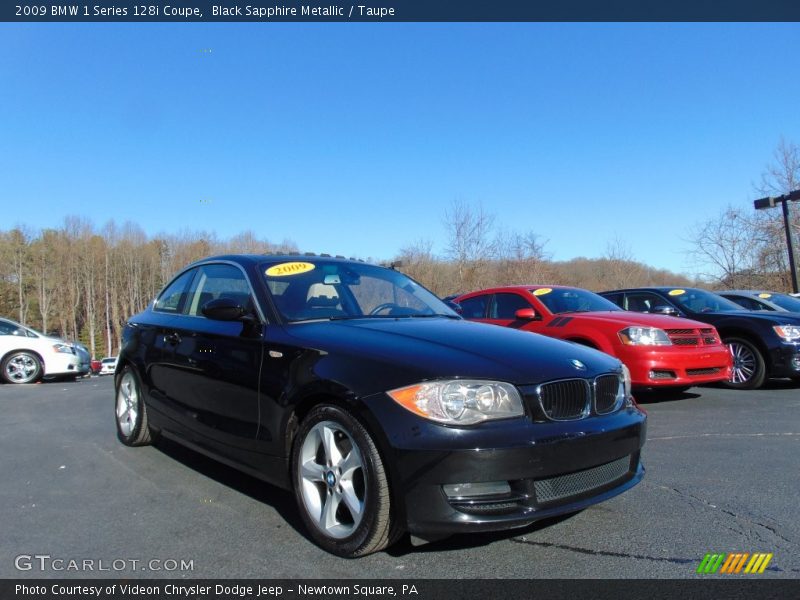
top-left (729, 341), bottom-right (756, 384)
top-left (4, 353), bottom-right (40, 383)
top-left (298, 420), bottom-right (366, 539)
top-left (116, 371), bottom-right (139, 437)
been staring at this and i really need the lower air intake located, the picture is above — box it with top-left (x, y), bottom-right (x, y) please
top-left (534, 455), bottom-right (632, 504)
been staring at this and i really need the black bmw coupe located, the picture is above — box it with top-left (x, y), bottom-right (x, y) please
top-left (115, 255), bottom-right (646, 557)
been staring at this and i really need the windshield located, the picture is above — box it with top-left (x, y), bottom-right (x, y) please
top-left (531, 287), bottom-right (622, 314)
top-left (261, 261), bottom-right (459, 322)
top-left (668, 289), bottom-right (743, 313)
top-left (765, 293), bottom-right (800, 312)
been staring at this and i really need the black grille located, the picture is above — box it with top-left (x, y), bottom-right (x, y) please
top-left (537, 379), bottom-right (590, 420)
top-left (452, 501), bottom-right (521, 515)
top-left (687, 367), bottom-right (722, 376)
top-left (534, 456), bottom-right (632, 504)
top-left (594, 375), bottom-right (621, 414)
top-left (665, 328), bottom-right (695, 335)
top-left (672, 337), bottom-right (699, 346)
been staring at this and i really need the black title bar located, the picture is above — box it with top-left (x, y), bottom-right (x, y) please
top-left (4, 1), bottom-right (800, 22)
top-left (3, 579), bottom-right (800, 600)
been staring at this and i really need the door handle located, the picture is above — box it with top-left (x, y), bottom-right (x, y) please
top-left (164, 332), bottom-right (181, 346)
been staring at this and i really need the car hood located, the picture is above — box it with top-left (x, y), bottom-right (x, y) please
top-left (559, 311), bottom-right (712, 329)
top-left (283, 317), bottom-right (621, 385)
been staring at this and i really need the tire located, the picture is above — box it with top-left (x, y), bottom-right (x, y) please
top-left (291, 404), bottom-right (399, 557)
top-left (723, 337), bottom-right (767, 390)
top-left (1, 351), bottom-right (43, 384)
top-left (115, 366), bottom-right (153, 446)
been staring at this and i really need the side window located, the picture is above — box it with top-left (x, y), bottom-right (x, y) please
top-left (752, 299), bottom-right (774, 311)
top-left (458, 295), bottom-right (489, 319)
top-left (624, 292), bottom-right (667, 313)
top-left (490, 293), bottom-right (532, 319)
top-left (185, 264), bottom-right (254, 317)
top-left (0, 320), bottom-right (25, 336)
top-left (154, 269), bottom-right (197, 313)
top-left (602, 292), bottom-right (622, 307)
top-left (726, 296), bottom-right (759, 310)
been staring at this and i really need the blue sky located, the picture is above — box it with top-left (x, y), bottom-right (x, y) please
top-left (2, 23), bottom-right (799, 274)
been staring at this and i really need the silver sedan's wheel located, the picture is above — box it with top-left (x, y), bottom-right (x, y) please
top-left (291, 405), bottom-right (399, 557)
top-left (2, 351), bottom-right (42, 384)
top-left (299, 420), bottom-right (366, 539)
top-left (723, 337), bottom-right (766, 390)
top-left (115, 366), bottom-right (152, 446)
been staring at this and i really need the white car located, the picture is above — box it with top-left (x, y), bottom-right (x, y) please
top-left (0, 317), bottom-right (80, 384)
top-left (99, 357), bottom-right (118, 376)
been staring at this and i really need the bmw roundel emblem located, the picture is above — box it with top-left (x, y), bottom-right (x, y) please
top-left (571, 359), bottom-right (587, 371)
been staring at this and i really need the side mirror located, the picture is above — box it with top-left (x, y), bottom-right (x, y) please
top-left (201, 297), bottom-right (248, 321)
top-left (651, 305), bottom-right (679, 317)
top-left (515, 308), bottom-right (537, 320)
top-left (445, 301), bottom-right (463, 315)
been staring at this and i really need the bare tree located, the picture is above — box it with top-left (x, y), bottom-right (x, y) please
top-left (495, 230), bottom-right (552, 285)
top-left (602, 236), bottom-right (639, 289)
top-left (686, 206), bottom-right (763, 288)
top-left (443, 200), bottom-right (496, 290)
top-left (753, 138), bottom-right (800, 289)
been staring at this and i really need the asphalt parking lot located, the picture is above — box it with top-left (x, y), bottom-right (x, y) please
top-left (1, 377), bottom-right (798, 579)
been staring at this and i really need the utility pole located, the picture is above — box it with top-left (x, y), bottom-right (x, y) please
top-left (754, 189), bottom-right (800, 293)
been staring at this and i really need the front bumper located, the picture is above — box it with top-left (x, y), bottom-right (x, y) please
top-left (43, 352), bottom-right (80, 377)
top-left (767, 342), bottom-right (800, 378)
top-left (616, 345), bottom-right (732, 388)
top-left (364, 394), bottom-right (646, 536)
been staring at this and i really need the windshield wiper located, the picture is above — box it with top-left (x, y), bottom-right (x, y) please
top-left (406, 313), bottom-right (461, 319)
top-left (328, 315), bottom-right (394, 321)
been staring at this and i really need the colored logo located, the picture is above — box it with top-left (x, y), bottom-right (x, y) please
top-left (570, 359), bottom-right (586, 371)
top-left (697, 552), bottom-right (773, 574)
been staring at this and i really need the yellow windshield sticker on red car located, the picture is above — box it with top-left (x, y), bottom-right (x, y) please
top-left (758, 293), bottom-right (772, 299)
top-left (266, 262), bottom-right (315, 277)
top-left (668, 289), bottom-right (686, 296)
top-left (533, 288), bottom-right (552, 296)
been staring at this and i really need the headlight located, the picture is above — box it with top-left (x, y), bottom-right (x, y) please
top-left (387, 380), bottom-right (524, 425)
top-left (618, 326), bottom-right (671, 346)
top-left (621, 363), bottom-right (633, 407)
top-left (52, 343), bottom-right (74, 354)
top-left (773, 325), bottom-right (800, 342)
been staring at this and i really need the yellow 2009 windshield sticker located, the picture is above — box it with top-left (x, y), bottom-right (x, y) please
top-left (266, 262), bottom-right (315, 277)
top-left (758, 293), bottom-right (772, 299)
top-left (668, 289), bottom-right (686, 296)
top-left (533, 288), bottom-right (552, 296)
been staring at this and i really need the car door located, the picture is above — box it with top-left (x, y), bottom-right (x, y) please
top-left (157, 263), bottom-right (264, 463)
top-left (484, 292), bottom-right (539, 331)
top-left (623, 291), bottom-right (684, 316)
top-left (457, 294), bottom-right (491, 319)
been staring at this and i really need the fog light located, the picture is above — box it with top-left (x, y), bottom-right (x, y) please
top-left (443, 481), bottom-right (511, 498)
top-left (791, 356), bottom-right (800, 370)
top-left (649, 369), bottom-right (676, 380)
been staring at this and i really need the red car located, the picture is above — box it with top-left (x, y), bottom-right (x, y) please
top-left (454, 285), bottom-right (732, 390)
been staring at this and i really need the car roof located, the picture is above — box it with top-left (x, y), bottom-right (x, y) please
top-left (722, 290), bottom-right (785, 296)
top-left (600, 287), bottom-right (702, 293)
top-left (186, 254), bottom-right (371, 269)
top-left (460, 285), bottom-right (584, 295)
